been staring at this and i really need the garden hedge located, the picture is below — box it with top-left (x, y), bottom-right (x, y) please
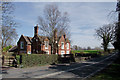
top-left (18, 54), bottom-right (58, 68)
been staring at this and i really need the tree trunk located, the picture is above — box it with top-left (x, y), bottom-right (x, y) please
top-left (104, 45), bottom-right (107, 52)
top-left (103, 39), bottom-right (108, 52)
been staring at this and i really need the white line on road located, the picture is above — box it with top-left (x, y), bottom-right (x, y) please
top-left (82, 59), bottom-right (114, 80)
top-left (82, 53), bottom-right (117, 80)
top-left (34, 53), bottom-right (116, 78)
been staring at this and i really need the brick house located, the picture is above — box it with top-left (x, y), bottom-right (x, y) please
top-left (17, 25), bottom-right (71, 55)
top-left (53, 29), bottom-right (71, 55)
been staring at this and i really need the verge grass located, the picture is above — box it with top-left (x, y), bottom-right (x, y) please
top-left (71, 50), bottom-right (103, 54)
top-left (88, 56), bottom-right (120, 80)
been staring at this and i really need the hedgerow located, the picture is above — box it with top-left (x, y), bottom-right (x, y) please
top-left (18, 54), bottom-right (58, 68)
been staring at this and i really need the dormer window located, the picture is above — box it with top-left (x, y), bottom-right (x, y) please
top-left (20, 41), bottom-right (24, 49)
top-left (45, 41), bottom-right (48, 49)
top-left (61, 42), bottom-right (64, 49)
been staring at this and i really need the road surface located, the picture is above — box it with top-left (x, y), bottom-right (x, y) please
top-left (1, 52), bottom-right (118, 80)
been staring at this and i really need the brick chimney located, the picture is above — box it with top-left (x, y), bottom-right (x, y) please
top-left (34, 24), bottom-right (39, 36)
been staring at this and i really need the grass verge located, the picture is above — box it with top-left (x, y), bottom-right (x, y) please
top-left (88, 55), bottom-right (120, 80)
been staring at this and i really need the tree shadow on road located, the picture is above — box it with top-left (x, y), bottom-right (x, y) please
top-left (48, 55), bottom-right (112, 78)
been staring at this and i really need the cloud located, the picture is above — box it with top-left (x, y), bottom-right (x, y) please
top-left (14, 2), bottom-right (117, 48)
top-left (12, 0), bottom-right (117, 2)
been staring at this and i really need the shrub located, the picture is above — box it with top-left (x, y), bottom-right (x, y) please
top-left (58, 54), bottom-right (75, 63)
top-left (3, 45), bottom-right (12, 52)
top-left (18, 54), bottom-right (58, 68)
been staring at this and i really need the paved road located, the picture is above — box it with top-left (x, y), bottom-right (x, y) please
top-left (1, 52), bottom-right (118, 79)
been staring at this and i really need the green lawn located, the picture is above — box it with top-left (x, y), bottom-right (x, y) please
top-left (71, 50), bottom-right (103, 54)
top-left (89, 56), bottom-right (120, 80)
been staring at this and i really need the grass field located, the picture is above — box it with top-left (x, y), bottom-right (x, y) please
top-left (71, 50), bottom-right (103, 54)
top-left (89, 56), bottom-right (120, 80)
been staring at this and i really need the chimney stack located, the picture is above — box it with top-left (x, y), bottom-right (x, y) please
top-left (34, 24), bottom-right (39, 36)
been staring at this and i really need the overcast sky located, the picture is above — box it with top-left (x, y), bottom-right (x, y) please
top-left (14, 2), bottom-right (117, 48)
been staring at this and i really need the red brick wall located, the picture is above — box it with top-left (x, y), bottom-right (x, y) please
top-left (58, 35), bottom-right (71, 55)
top-left (42, 45), bottom-right (51, 54)
top-left (42, 38), bottom-right (51, 54)
top-left (27, 45), bottom-right (31, 54)
top-left (58, 36), bottom-right (66, 55)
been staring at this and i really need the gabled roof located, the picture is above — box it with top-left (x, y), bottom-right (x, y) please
top-left (22, 35), bottom-right (32, 44)
top-left (9, 46), bottom-right (18, 52)
top-left (38, 35), bottom-right (49, 42)
top-left (57, 35), bottom-right (70, 43)
top-left (65, 38), bottom-right (70, 43)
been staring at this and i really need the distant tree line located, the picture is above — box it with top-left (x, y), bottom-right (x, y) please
top-left (71, 45), bottom-right (102, 50)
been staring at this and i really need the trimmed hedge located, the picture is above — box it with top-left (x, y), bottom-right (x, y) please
top-left (19, 54), bottom-right (58, 68)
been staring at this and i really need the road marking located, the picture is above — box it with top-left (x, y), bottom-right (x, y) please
top-left (82, 61), bottom-right (113, 80)
top-left (34, 53), bottom-right (117, 78)
top-left (82, 53), bottom-right (117, 80)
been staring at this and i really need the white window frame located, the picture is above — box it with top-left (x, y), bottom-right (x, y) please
top-left (61, 51), bottom-right (65, 55)
top-left (66, 51), bottom-right (69, 54)
top-left (45, 41), bottom-right (48, 49)
top-left (20, 41), bottom-right (24, 49)
top-left (61, 42), bottom-right (64, 49)
top-left (67, 43), bottom-right (69, 49)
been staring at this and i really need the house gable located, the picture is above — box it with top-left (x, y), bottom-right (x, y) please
top-left (17, 35), bottom-right (28, 54)
top-left (58, 35), bottom-right (65, 48)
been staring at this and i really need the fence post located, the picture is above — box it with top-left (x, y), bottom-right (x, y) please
top-left (2, 55), bottom-right (5, 65)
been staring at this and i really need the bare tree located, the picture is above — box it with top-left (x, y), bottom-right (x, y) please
top-left (73, 45), bottom-right (78, 50)
top-left (1, 2), bottom-right (18, 52)
top-left (95, 24), bottom-right (115, 52)
top-left (72, 45), bottom-right (82, 50)
top-left (37, 4), bottom-right (70, 54)
top-left (37, 4), bottom-right (70, 41)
